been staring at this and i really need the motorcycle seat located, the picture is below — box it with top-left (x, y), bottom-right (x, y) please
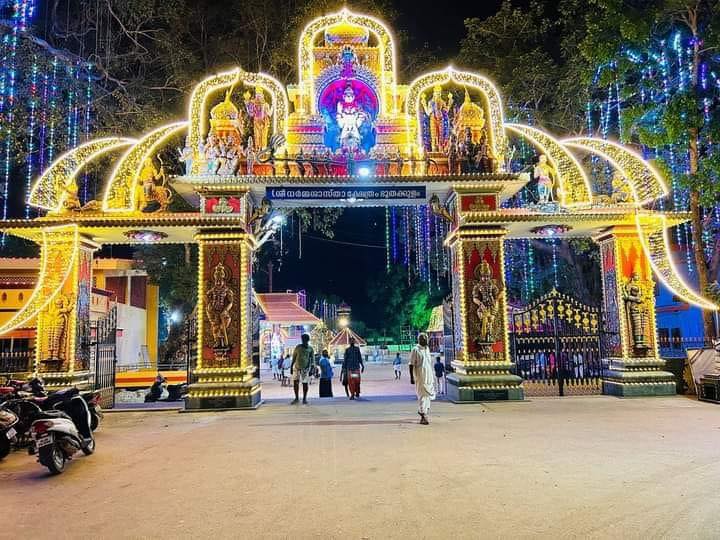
top-left (34, 410), bottom-right (71, 421)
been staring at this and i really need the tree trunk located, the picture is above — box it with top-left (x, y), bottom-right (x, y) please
top-left (687, 13), bottom-right (716, 339)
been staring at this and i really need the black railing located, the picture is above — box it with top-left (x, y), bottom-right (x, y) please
top-left (0, 350), bottom-right (34, 374)
top-left (658, 337), bottom-right (712, 358)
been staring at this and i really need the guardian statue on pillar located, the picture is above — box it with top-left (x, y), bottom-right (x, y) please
top-left (44, 293), bottom-right (73, 367)
top-left (471, 260), bottom-right (500, 345)
top-left (205, 262), bottom-right (235, 356)
top-left (623, 272), bottom-right (649, 351)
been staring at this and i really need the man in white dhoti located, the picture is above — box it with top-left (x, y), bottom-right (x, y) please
top-left (409, 333), bottom-right (436, 425)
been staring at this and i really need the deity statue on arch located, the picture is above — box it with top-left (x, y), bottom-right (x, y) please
top-left (421, 85), bottom-right (453, 153)
top-left (534, 154), bottom-right (557, 205)
top-left (244, 86), bottom-right (273, 151)
top-left (336, 83), bottom-right (369, 152)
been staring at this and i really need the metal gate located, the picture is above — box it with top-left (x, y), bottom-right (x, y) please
top-left (510, 289), bottom-right (604, 396)
top-left (183, 313), bottom-right (198, 385)
top-left (92, 306), bottom-right (117, 408)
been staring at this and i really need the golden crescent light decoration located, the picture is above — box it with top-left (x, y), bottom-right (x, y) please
top-left (298, 8), bottom-right (397, 115)
top-left (636, 214), bottom-right (718, 310)
top-left (563, 137), bottom-right (670, 206)
top-left (407, 67), bottom-right (506, 161)
top-left (504, 123), bottom-right (593, 207)
top-left (102, 122), bottom-right (187, 212)
top-left (0, 224), bottom-right (80, 336)
top-left (28, 137), bottom-right (136, 212)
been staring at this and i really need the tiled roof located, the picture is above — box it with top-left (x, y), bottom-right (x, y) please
top-left (256, 293), bottom-right (321, 325)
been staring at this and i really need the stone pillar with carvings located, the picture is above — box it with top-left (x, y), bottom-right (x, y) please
top-left (36, 236), bottom-right (98, 389)
top-left (444, 190), bottom-right (523, 402)
top-left (595, 226), bottom-right (674, 396)
top-left (185, 230), bottom-right (260, 409)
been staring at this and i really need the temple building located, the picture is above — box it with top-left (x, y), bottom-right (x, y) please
top-left (256, 291), bottom-right (321, 361)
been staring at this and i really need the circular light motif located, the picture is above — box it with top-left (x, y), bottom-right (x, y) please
top-left (124, 230), bottom-right (169, 243)
top-left (530, 224), bottom-right (572, 237)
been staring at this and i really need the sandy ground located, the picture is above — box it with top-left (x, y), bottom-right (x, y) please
top-left (2, 393), bottom-right (720, 540)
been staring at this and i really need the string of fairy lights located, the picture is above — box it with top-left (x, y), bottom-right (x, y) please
top-left (589, 30), bottom-right (720, 275)
top-left (0, 1), bottom-right (94, 226)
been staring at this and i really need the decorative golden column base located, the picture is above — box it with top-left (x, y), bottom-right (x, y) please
top-left (447, 362), bottom-right (524, 402)
top-left (602, 358), bottom-right (675, 397)
top-left (186, 367), bottom-right (261, 410)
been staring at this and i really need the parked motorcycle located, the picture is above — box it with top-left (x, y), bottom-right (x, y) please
top-left (30, 394), bottom-right (94, 474)
top-left (0, 408), bottom-right (19, 459)
top-left (0, 398), bottom-right (43, 453)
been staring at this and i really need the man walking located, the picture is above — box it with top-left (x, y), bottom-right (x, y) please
top-left (434, 356), bottom-right (446, 395)
top-left (408, 333), bottom-right (435, 424)
top-left (290, 333), bottom-right (315, 405)
top-left (342, 337), bottom-right (364, 400)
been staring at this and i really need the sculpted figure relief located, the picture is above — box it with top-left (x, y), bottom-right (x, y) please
top-left (244, 87), bottom-right (273, 151)
top-left (534, 154), bottom-right (557, 205)
top-left (138, 157), bottom-right (172, 212)
top-left (421, 85), bottom-right (453, 153)
top-left (471, 260), bottom-right (500, 345)
top-left (623, 272), bottom-right (650, 351)
top-left (45, 293), bottom-right (73, 365)
top-left (205, 262), bottom-right (235, 353)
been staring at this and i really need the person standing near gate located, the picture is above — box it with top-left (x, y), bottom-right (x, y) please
top-left (290, 333), bottom-right (315, 405)
top-left (343, 337), bottom-right (364, 400)
top-left (409, 333), bottom-right (435, 424)
top-left (318, 349), bottom-right (334, 398)
top-left (434, 356), bottom-right (446, 395)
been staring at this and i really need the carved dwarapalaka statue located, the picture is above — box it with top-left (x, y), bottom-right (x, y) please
top-left (471, 260), bottom-right (500, 345)
top-left (45, 293), bottom-right (73, 365)
top-left (205, 262), bottom-right (235, 354)
top-left (623, 272), bottom-right (649, 351)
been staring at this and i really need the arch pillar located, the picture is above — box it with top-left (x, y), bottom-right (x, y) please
top-left (36, 234), bottom-right (99, 389)
top-left (594, 226), bottom-right (675, 396)
top-left (444, 190), bottom-right (523, 402)
top-left (185, 230), bottom-right (261, 410)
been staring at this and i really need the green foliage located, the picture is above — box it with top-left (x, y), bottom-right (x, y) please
top-left (133, 244), bottom-right (197, 315)
top-left (366, 268), bottom-right (446, 339)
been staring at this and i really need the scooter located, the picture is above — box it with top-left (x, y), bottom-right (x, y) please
top-left (0, 408), bottom-right (19, 459)
top-left (30, 394), bottom-right (94, 475)
top-left (0, 398), bottom-right (43, 454)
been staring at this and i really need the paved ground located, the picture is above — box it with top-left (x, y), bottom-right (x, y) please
top-left (2, 394), bottom-right (719, 539)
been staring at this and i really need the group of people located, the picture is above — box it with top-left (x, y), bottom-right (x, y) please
top-left (284, 334), bottom-right (365, 404)
top-left (280, 333), bottom-right (445, 426)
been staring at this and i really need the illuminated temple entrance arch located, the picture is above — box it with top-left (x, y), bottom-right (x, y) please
top-left (2, 8), bottom-right (716, 409)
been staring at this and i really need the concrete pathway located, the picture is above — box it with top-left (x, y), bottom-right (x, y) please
top-left (2, 395), bottom-right (719, 539)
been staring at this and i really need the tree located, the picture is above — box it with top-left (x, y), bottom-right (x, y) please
top-left (576, 0), bottom-right (720, 337)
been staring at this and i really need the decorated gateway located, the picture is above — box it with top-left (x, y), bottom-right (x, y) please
top-left (0, 8), bottom-right (715, 409)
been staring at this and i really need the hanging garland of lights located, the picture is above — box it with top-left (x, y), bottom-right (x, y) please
top-left (0, 1), bottom-right (96, 225)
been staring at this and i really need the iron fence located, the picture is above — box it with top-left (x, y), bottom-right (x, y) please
top-left (0, 350), bottom-right (34, 375)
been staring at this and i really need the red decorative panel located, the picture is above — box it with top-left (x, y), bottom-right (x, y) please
top-left (460, 194), bottom-right (497, 212)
